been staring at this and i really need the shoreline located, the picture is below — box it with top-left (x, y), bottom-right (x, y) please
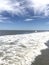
top-left (31, 40), bottom-right (49, 65)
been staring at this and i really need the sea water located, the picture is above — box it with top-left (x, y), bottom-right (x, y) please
top-left (0, 30), bottom-right (49, 65)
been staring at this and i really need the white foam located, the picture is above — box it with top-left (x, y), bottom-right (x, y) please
top-left (0, 32), bottom-right (49, 65)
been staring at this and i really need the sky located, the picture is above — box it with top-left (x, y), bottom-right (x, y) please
top-left (0, 0), bottom-right (49, 30)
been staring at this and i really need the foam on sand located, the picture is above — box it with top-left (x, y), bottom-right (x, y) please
top-left (0, 32), bottom-right (49, 65)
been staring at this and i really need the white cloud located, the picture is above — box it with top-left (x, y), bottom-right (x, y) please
top-left (0, 0), bottom-right (49, 18)
top-left (0, 0), bottom-right (26, 16)
top-left (24, 18), bottom-right (34, 21)
top-left (0, 15), bottom-right (10, 22)
top-left (27, 0), bottom-right (49, 16)
top-left (0, 15), bottom-right (8, 20)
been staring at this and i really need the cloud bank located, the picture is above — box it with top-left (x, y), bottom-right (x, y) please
top-left (0, 0), bottom-right (49, 22)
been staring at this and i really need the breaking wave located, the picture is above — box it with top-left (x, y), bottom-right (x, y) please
top-left (0, 32), bottom-right (49, 65)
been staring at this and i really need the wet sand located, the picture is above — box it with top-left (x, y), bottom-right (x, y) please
top-left (31, 41), bottom-right (49, 65)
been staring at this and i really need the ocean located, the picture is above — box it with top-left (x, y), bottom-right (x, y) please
top-left (0, 30), bottom-right (35, 36)
top-left (0, 30), bottom-right (48, 36)
top-left (0, 30), bottom-right (49, 65)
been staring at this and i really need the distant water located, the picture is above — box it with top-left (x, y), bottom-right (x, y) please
top-left (0, 30), bottom-right (35, 36)
top-left (0, 30), bottom-right (48, 36)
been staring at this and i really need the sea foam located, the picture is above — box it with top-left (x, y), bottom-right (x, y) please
top-left (0, 32), bottom-right (49, 65)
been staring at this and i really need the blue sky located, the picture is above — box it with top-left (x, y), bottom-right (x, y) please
top-left (0, 0), bottom-right (49, 30)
